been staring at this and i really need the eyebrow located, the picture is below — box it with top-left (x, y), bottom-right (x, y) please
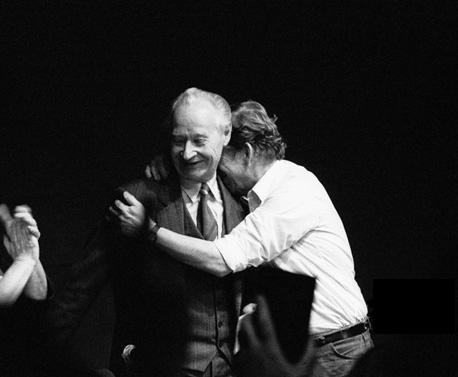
top-left (172, 132), bottom-right (208, 138)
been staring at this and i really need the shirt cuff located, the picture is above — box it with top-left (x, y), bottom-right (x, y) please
top-left (214, 235), bottom-right (249, 273)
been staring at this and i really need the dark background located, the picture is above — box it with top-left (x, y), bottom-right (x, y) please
top-left (1, 0), bottom-right (456, 374)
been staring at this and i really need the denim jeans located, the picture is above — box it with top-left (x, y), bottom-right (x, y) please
top-left (309, 328), bottom-right (374, 377)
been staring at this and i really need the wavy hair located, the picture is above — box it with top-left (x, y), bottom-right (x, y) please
top-left (229, 101), bottom-right (286, 160)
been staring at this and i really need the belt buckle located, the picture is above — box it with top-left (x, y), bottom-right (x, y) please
top-left (314, 335), bottom-right (327, 347)
top-left (364, 319), bottom-right (372, 331)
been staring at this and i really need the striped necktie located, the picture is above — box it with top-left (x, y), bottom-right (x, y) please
top-left (197, 183), bottom-right (218, 241)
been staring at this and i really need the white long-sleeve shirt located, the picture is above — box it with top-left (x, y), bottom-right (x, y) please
top-left (214, 160), bottom-right (368, 333)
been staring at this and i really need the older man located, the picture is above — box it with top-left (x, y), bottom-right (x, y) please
top-left (119, 100), bottom-right (373, 377)
top-left (49, 88), bottom-right (245, 377)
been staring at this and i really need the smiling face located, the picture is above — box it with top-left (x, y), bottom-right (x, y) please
top-left (170, 100), bottom-right (230, 184)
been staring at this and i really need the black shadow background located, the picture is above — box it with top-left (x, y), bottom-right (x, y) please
top-left (1, 1), bottom-right (455, 374)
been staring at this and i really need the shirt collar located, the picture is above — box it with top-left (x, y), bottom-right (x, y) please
top-left (181, 174), bottom-right (221, 203)
top-left (247, 160), bottom-right (281, 210)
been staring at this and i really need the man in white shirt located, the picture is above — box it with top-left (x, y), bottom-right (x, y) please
top-left (116, 100), bottom-right (373, 377)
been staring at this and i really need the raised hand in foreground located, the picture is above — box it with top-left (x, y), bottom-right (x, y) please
top-left (235, 295), bottom-right (317, 377)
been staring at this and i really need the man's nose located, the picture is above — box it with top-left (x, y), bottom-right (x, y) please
top-left (182, 141), bottom-right (197, 160)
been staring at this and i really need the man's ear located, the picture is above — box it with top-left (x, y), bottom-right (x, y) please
top-left (245, 143), bottom-right (254, 165)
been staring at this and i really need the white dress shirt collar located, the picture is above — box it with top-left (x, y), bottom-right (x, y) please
top-left (247, 160), bottom-right (281, 211)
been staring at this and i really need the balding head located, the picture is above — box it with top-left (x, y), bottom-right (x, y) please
top-left (171, 87), bottom-right (231, 133)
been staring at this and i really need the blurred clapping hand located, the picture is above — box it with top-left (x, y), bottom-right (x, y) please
top-left (0, 204), bottom-right (47, 305)
top-left (1, 205), bottom-right (40, 262)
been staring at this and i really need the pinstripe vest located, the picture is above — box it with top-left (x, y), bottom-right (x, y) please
top-left (154, 176), bottom-right (244, 372)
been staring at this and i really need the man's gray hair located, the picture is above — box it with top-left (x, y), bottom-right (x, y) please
top-left (171, 87), bottom-right (232, 131)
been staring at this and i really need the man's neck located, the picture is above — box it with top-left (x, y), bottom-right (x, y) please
top-left (179, 178), bottom-right (200, 190)
top-left (179, 174), bottom-right (217, 190)
top-left (249, 159), bottom-right (277, 188)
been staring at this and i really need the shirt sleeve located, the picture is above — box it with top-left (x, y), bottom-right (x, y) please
top-left (215, 181), bottom-right (322, 272)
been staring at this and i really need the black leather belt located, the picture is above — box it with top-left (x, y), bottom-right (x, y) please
top-left (314, 320), bottom-right (371, 347)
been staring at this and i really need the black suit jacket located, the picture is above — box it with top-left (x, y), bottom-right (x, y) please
top-left (45, 174), bottom-right (245, 376)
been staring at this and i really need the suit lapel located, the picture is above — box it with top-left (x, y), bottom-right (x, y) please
top-left (155, 176), bottom-right (203, 238)
top-left (155, 176), bottom-right (186, 234)
top-left (217, 176), bottom-right (245, 233)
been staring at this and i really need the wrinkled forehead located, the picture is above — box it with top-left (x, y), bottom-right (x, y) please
top-left (171, 124), bottom-right (216, 138)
